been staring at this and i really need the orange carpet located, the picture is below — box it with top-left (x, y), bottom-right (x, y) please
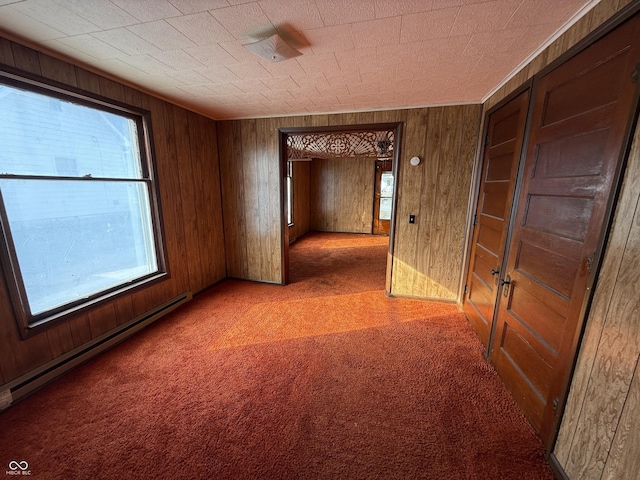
top-left (0, 231), bottom-right (553, 479)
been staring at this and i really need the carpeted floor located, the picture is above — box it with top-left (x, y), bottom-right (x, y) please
top-left (0, 232), bottom-right (554, 479)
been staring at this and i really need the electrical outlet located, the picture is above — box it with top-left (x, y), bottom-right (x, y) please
top-left (0, 389), bottom-right (13, 411)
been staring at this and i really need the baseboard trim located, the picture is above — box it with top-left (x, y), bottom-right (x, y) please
top-left (385, 291), bottom-right (458, 304)
top-left (548, 452), bottom-right (569, 480)
top-left (0, 292), bottom-right (192, 410)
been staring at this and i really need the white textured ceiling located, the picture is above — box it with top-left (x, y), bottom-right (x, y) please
top-left (0, 0), bottom-right (597, 120)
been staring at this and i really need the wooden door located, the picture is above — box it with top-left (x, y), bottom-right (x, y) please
top-left (463, 91), bottom-right (529, 347)
top-left (372, 160), bottom-right (393, 235)
top-left (490, 15), bottom-right (640, 448)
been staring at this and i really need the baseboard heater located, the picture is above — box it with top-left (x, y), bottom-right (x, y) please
top-left (0, 291), bottom-right (192, 411)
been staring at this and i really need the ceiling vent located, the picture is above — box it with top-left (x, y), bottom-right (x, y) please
top-left (243, 33), bottom-right (302, 62)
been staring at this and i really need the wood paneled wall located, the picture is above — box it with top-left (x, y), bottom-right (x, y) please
top-left (483, 0), bottom-right (640, 477)
top-left (217, 107), bottom-right (481, 297)
top-left (310, 157), bottom-right (376, 234)
top-left (289, 161), bottom-right (310, 242)
top-left (391, 105), bottom-right (482, 300)
top-left (0, 36), bottom-right (226, 387)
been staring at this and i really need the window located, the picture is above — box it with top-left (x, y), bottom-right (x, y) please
top-left (0, 74), bottom-right (165, 337)
top-left (286, 161), bottom-right (294, 226)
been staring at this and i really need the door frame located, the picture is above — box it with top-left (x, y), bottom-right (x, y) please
top-left (278, 122), bottom-right (403, 289)
top-left (459, 79), bottom-right (533, 314)
top-left (461, 83), bottom-right (534, 349)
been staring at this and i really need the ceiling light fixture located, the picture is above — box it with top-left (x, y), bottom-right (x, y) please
top-left (243, 33), bottom-right (302, 62)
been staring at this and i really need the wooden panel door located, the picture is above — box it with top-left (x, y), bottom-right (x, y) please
top-left (490, 15), bottom-right (640, 448)
top-left (463, 91), bottom-right (529, 347)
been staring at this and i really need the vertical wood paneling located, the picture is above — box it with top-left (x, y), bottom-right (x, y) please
top-left (45, 323), bottom-right (75, 359)
top-left (590, 0), bottom-right (626, 28)
top-left (194, 111), bottom-right (223, 285)
top-left (603, 361), bottom-right (640, 479)
top-left (137, 95), bottom-right (175, 315)
top-left (0, 35), bottom-right (225, 388)
top-left (123, 86), bottom-right (143, 109)
top-left (357, 112), bottom-right (376, 124)
top-left (187, 110), bottom-right (226, 287)
top-left (173, 106), bottom-right (203, 292)
top-left (256, 118), bottom-right (272, 279)
top-left (311, 114), bottom-right (329, 127)
top-left (218, 120), bottom-right (247, 279)
top-left (68, 315), bottom-right (92, 347)
top-left (452, 105), bottom-right (482, 297)
top-left (159, 101), bottom-right (191, 298)
top-left (87, 303), bottom-right (118, 339)
top-left (392, 108), bottom-right (427, 295)
top-left (312, 159), bottom-right (335, 230)
top-left (74, 68), bottom-right (102, 95)
top-left (310, 157), bottom-right (375, 233)
top-left (205, 113), bottom-right (226, 282)
top-left (389, 105), bottom-right (480, 300)
top-left (415, 107), bottom-right (442, 296)
top-left (10, 43), bottom-right (41, 74)
top-left (290, 161), bottom-right (311, 241)
top-left (430, 107), bottom-right (462, 298)
top-left (113, 295), bottom-right (135, 327)
top-left (0, 37), bottom-right (14, 65)
top-left (410, 104), bottom-right (480, 300)
top-left (260, 117), bottom-right (281, 280)
top-left (241, 119), bottom-right (263, 280)
top-left (38, 54), bottom-right (76, 85)
top-left (0, 269), bottom-right (52, 381)
top-left (98, 77), bottom-right (126, 104)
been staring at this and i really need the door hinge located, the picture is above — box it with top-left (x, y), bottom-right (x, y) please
top-left (473, 214), bottom-right (478, 226)
top-left (484, 134), bottom-right (490, 147)
top-left (464, 284), bottom-right (468, 294)
top-left (552, 396), bottom-right (561, 416)
top-left (632, 59), bottom-right (640, 83)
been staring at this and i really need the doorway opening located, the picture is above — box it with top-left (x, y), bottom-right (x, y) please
top-left (278, 123), bottom-right (403, 288)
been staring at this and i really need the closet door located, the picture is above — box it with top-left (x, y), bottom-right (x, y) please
top-left (463, 90), bottom-right (529, 347)
top-left (490, 14), bottom-right (640, 448)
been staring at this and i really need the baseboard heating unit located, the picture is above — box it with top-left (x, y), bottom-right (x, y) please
top-left (0, 292), bottom-right (192, 411)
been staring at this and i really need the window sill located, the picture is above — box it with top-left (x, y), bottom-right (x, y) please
top-left (19, 272), bottom-right (169, 339)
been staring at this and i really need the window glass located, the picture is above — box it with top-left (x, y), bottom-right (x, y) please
top-left (0, 85), bottom-right (142, 179)
top-left (0, 80), bottom-right (162, 327)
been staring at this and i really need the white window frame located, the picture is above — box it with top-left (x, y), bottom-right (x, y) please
top-left (286, 160), bottom-right (294, 227)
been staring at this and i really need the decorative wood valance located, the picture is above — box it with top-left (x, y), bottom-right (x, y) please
top-left (287, 130), bottom-right (395, 160)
